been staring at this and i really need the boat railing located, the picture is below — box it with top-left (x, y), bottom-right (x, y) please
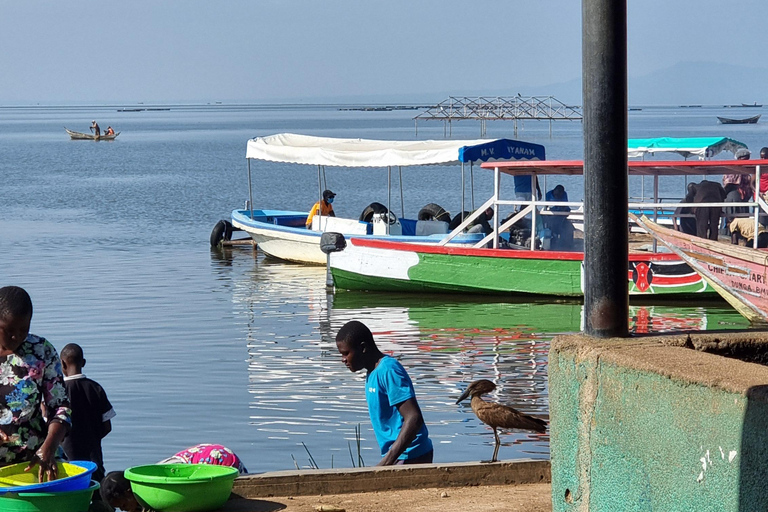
top-left (442, 191), bottom-right (768, 251)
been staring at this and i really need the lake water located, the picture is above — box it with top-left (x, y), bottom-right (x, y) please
top-left (0, 104), bottom-right (763, 472)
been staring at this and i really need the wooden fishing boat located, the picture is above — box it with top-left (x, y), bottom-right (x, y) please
top-left (716, 114), bottom-right (761, 125)
top-left (65, 128), bottom-right (119, 140)
top-left (632, 214), bottom-right (768, 323)
top-left (329, 158), bottom-right (768, 298)
top-left (229, 134), bottom-right (545, 265)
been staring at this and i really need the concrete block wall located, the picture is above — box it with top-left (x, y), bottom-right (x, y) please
top-left (549, 333), bottom-right (768, 512)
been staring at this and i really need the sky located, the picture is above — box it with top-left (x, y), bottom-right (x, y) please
top-left (1, 0), bottom-right (767, 105)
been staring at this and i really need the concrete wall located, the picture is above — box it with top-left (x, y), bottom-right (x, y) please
top-left (549, 333), bottom-right (768, 512)
top-left (233, 460), bottom-right (550, 498)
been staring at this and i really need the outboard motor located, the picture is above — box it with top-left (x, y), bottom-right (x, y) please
top-left (320, 232), bottom-right (346, 289)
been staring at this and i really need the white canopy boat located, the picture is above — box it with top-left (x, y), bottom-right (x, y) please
top-left (228, 133), bottom-right (546, 264)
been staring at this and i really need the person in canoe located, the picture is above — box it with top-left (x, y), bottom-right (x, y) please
top-left (90, 120), bottom-right (101, 137)
top-left (105, 126), bottom-right (115, 136)
top-left (305, 189), bottom-right (336, 229)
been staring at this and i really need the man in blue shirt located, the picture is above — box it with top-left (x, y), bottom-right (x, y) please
top-left (336, 321), bottom-right (433, 465)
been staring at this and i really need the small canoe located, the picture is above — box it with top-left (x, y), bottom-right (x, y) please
top-left (716, 114), bottom-right (761, 125)
top-left (65, 128), bottom-right (119, 140)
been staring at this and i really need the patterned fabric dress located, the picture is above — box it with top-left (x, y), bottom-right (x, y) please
top-left (0, 335), bottom-right (71, 465)
top-left (158, 443), bottom-right (248, 474)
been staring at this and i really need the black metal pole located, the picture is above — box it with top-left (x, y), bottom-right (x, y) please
top-left (583, 0), bottom-right (629, 337)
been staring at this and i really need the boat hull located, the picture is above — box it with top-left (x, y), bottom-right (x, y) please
top-left (65, 128), bottom-right (119, 140)
top-left (231, 209), bottom-right (483, 266)
top-left (633, 215), bottom-right (768, 322)
top-left (716, 114), bottom-right (761, 125)
top-left (331, 238), bottom-right (713, 297)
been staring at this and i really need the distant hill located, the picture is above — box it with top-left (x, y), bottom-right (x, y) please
top-left (515, 61), bottom-right (768, 107)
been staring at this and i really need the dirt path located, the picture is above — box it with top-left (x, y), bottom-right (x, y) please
top-left (223, 483), bottom-right (552, 512)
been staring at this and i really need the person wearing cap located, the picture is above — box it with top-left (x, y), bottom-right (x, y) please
top-left (722, 148), bottom-right (753, 234)
top-left (305, 189), bottom-right (336, 229)
top-left (90, 120), bottom-right (100, 137)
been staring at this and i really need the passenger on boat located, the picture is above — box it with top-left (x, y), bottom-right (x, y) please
top-left (467, 207), bottom-right (494, 235)
top-left (673, 183), bottom-right (697, 236)
top-left (90, 120), bottom-right (100, 137)
top-left (544, 185), bottom-right (574, 250)
top-left (692, 180), bottom-right (726, 241)
top-left (513, 175), bottom-right (542, 210)
top-left (305, 189), bottom-right (336, 228)
top-left (101, 444), bottom-right (248, 512)
top-left (335, 321), bottom-right (433, 466)
top-left (722, 148), bottom-right (753, 234)
top-left (729, 217), bottom-right (768, 248)
top-left (759, 147), bottom-right (768, 210)
top-left (105, 126), bottom-right (115, 136)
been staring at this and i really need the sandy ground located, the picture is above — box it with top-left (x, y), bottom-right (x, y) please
top-left (222, 483), bottom-right (552, 512)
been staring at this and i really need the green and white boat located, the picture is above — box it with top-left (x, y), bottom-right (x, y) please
top-left (329, 158), bottom-right (768, 298)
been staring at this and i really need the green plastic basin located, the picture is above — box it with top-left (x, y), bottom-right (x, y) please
top-left (124, 464), bottom-right (238, 512)
top-left (0, 480), bottom-right (99, 512)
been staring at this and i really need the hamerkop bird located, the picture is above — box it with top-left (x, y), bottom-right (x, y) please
top-left (456, 379), bottom-right (547, 462)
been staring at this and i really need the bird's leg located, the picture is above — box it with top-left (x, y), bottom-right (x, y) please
top-left (491, 428), bottom-right (500, 463)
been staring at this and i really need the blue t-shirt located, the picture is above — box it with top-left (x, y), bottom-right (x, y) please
top-left (514, 175), bottom-right (532, 194)
top-left (365, 356), bottom-right (432, 460)
top-left (546, 189), bottom-right (570, 212)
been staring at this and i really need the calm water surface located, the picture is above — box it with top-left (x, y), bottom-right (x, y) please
top-left (0, 104), bottom-right (762, 472)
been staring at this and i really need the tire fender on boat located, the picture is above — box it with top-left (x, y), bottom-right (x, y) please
top-left (210, 220), bottom-right (233, 247)
top-left (359, 202), bottom-right (389, 223)
top-left (418, 203), bottom-right (451, 223)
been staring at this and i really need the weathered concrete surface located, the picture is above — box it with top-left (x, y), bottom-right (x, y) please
top-left (232, 459), bottom-right (549, 498)
top-left (223, 482), bottom-right (552, 511)
top-left (549, 332), bottom-right (768, 512)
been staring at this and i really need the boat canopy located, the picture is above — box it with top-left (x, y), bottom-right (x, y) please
top-left (627, 137), bottom-right (747, 160)
top-left (480, 159), bottom-right (768, 176)
top-left (246, 133), bottom-right (545, 167)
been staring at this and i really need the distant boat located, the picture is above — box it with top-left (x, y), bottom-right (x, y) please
top-left (742, 102), bottom-right (762, 107)
top-left (117, 108), bottom-right (144, 112)
top-left (717, 114), bottom-right (761, 125)
top-left (65, 128), bottom-right (119, 140)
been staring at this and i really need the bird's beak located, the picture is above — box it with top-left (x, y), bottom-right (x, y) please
top-left (456, 388), bottom-right (471, 404)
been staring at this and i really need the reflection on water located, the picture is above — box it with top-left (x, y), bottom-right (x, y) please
top-left (225, 250), bottom-right (749, 469)
top-left (1, 106), bottom-right (760, 473)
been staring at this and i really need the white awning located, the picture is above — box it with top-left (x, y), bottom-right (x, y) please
top-left (245, 133), bottom-right (539, 167)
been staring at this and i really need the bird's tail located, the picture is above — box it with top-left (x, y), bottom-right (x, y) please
top-left (520, 414), bottom-right (548, 433)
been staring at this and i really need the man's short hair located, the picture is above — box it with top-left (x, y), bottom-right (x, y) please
top-left (60, 343), bottom-right (84, 365)
top-left (0, 286), bottom-right (32, 322)
top-left (760, 147), bottom-right (768, 159)
top-left (336, 320), bottom-right (374, 347)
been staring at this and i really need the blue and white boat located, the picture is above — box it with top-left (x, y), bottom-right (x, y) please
top-left (230, 133), bottom-right (546, 264)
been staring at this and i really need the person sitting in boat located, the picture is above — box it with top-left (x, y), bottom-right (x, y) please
top-left (305, 189), bottom-right (336, 229)
top-left (673, 182), bottom-right (697, 236)
top-left (722, 148), bottom-right (753, 234)
top-left (544, 185), bottom-right (574, 250)
top-left (467, 207), bottom-right (494, 235)
top-left (105, 126), bottom-right (115, 136)
top-left (729, 217), bottom-right (768, 248)
top-left (759, 147), bottom-right (768, 226)
top-left (90, 120), bottom-right (100, 137)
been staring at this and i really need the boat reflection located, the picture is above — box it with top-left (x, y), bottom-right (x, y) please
top-left (227, 254), bottom-right (749, 469)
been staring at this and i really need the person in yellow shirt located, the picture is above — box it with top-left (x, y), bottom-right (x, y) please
top-left (730, 217), bottom-right (768, 247)
top-left (306, 189), bottom-right (336, 228)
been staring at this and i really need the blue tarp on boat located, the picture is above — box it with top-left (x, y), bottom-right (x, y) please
top-left (459, 139), bottom-right (546, 163)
